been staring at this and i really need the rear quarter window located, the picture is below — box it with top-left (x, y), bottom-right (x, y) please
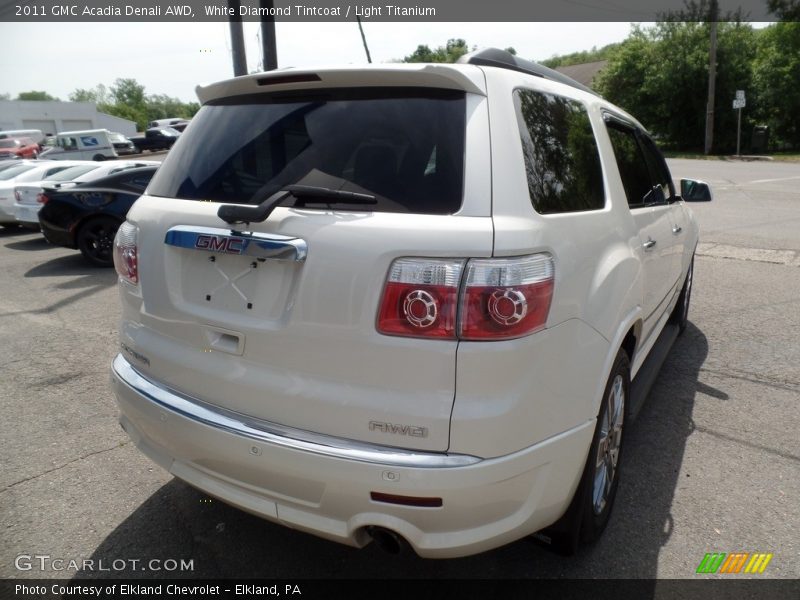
top-left (148, 88), bottom-right (466, 215)
top-left (514, 89), bottom-right (605, 214)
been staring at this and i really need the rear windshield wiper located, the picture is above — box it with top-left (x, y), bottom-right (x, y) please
top-left (217, 185), bottom-right (377, 225)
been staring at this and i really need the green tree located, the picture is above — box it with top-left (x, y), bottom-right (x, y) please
top-left (0, 93), bottom-right (10, 100)
top-left (402, 38), bottom-right (472, 63)
top-left (69, 84), bottom-right (110, 104)
top-left (145, 93), bottom-right (199, 122)
top-left (111, 78), bottom-right (146, 109)
top-left (16, 91), bottom-right (59, 101)
top-left (596, 21), bottom-right (756, 152)
top-left (751, 22), bottom-right (800, 148)
top-left (98, 102), bottom-right (149, 132)
top-left (541, 44), bottom-right (619, 69)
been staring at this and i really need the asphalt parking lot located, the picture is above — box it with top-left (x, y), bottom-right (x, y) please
top-left (0, 158), bottom-right (798, 580)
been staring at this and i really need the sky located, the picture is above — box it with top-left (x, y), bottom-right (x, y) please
top-left (0, 21), bottom-right (642, 103)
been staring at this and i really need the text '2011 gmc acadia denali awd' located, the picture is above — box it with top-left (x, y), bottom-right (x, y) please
top-left (110, 48), bottom-right (711, 558)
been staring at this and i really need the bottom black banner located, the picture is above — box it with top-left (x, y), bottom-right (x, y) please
top-left (1, 579), bottom-right (799, 600)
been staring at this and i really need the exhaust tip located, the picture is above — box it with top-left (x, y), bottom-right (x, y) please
top-left (367, 526), bottom-right (406, 555)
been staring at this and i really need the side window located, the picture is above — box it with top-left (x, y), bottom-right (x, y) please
top-left (606, 122), bottom-right (654, 208)
top-left (514, 89), bottom-right (605, 214)
top-left (640, 136), bottom-right (675, 202)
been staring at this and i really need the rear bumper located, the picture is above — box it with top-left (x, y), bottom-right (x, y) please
top-left (111, 354), bottom-right (593, 558)
top-left (13, 203), bottom-right (40, 225)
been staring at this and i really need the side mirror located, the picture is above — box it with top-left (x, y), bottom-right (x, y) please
top-left (680, 178), bottom-right (713, 202)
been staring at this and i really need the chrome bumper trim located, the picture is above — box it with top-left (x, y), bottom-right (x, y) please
top-left (164, 225), bottom-right (307, 261)
top-left (112, 354), bottom-right (481, 468)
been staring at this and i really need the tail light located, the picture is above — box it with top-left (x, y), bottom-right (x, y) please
top-left (113, 221), bottom-right (139, 285)
top-left (378, 254), bottom-right (554, 341)
top-left (377, 258), bottom-right (464, 339)
top-left (36, 193), bottom-right (49, 204)
top-left (460, 254), bottom-right (554, 340)
top-left (14, 190), bottom-right (21, 202)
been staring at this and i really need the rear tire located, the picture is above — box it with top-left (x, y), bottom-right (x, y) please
top-left (533, 348), bottom-right (629, 554)
top-left (77, 217), bottom-right (119, 267)
top-left (580, 349), bottom-right (628, 543)
top-left (93, 154), bottom-right (105, 161)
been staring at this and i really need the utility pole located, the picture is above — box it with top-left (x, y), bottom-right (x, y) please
top-left (227, 0), bottom-right (247, 76)
top-left (260, 0), bottom-right (278, 71)
top-left (704, 1), bottom-right (719, 155)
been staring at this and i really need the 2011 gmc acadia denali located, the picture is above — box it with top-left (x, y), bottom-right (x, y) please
top-left (110, 49), bottom-right (710, 558)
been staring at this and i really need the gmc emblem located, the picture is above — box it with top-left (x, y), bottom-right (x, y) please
top-left (195, 235), bottom-right (245, 254)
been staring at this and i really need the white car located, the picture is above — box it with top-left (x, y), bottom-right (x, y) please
top-left (13, 160), bottom-right (159, 226)
top-left (110, 49), bottom-right (708, 558)
top-left (0, 161), bottom-right (85, 228)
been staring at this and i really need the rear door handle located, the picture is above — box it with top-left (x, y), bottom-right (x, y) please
top-left (643, 238), bottom-right (657, 250)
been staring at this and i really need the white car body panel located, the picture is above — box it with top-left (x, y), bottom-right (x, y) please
top-left (111, 59), bottom-right (700, 557)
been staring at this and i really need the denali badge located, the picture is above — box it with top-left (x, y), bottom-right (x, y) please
top-left (194, 234), bottom-right (245, 255)
top-left (369, 421), bottom-right (428, 438)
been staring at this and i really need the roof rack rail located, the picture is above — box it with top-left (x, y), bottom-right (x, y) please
top-left (457, 48), bottom-right (600, 97)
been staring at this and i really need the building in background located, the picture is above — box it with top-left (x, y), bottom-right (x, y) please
top-left (554, 60), bottom-right (607, 90)
top-left (0, 101), bottom-right (136, 137)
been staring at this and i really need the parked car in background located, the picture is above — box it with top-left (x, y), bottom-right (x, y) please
top-left (0, 159), bottom-right (38, 175)
top-left (39, 166), bottom-right (158, 265)
top-left (149, 118), bottom-right (190, 131)
top-left (0, 129), bottom-right (46, 145)
top-left (129, 128), bottom-right (180, 153)
top-left (110, 49), bottom-right (707, 558)
top-left (0, 161), bottom-right (81, 228)
top-left (0, 137), bottom-right (40, 160)
top-left (40, 129), bottom-right (118, 161)
top-left (110, 132), bottom-right (138, 156)
top-left (14, 160), bottom-right (159, 227)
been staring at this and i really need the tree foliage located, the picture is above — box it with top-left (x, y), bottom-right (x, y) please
top-left (64, 79), bottom-right (200, 131)
top-left (402, 38), bottom-right (473, 63)
top-left (16, 90), bottom-right (59, 101)
top-left (595, 22), bottom-right (757, 152)
top-left (69, 84), bottom-right (111, 104)
top-left (751, 22), bottom-right (800, 148)
top-left (541, 44), bottom-right (619, 69)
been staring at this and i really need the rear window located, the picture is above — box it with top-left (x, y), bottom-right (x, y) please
top-left (148, 87), bottom-right (466, 215)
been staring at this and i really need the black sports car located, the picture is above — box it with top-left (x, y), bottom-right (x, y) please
top-left (38, 166), bottom-right (158, 266)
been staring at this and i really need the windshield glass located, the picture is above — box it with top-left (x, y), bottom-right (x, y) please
top-left (148, 88), bottom-right (466, 215)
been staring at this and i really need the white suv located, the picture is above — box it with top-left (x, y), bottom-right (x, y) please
top-left (110, 49), bottom-right (707, 558)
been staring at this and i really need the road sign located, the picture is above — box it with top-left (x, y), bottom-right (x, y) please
top-left (733, 98), bottom-right (746, 109)
top-left (736, 90), bottom-right (746, 101)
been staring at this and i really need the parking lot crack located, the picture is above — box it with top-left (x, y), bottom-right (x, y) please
top-left (0, 441), bottom-right (130, 495)
top-left (698, 366), bottom-right (800, 392)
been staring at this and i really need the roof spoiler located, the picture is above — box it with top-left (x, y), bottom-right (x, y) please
top-left (458, 48), bottom-right (600, 97)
